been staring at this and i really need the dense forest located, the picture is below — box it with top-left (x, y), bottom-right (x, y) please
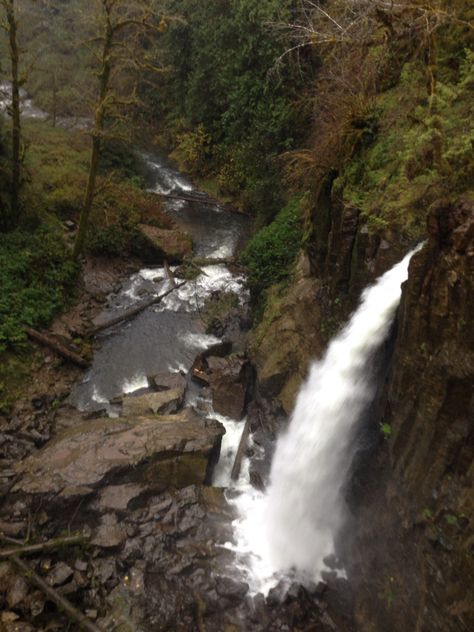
top-left (0, 1), bottom-right (473, 631)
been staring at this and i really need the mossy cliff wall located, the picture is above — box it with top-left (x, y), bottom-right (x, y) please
top-left (249, 178), bottom-right (417, 414)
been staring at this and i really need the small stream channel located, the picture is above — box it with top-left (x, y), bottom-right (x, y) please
top-left (69, 150), bottom-right (251, 486)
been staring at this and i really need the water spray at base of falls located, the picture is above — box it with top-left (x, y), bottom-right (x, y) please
top-left (226, 247), bottom-right (421, 594)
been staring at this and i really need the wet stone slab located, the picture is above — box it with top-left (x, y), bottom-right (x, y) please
top-left (13, 410), bottom-right (225, 497)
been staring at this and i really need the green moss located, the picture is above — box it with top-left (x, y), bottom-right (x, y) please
top-left (241, 197), bottom-right (303, 296)
top-left (248, 282), bottom-right (286, 350)
top-left (143, 453), bottom-right (209, 489)
top-left (338, 50), bottom-right (474, 238)
top-left (0, 225), bottom-right (78, 350)
top-left (0, 349), bottom-right (37, 415)
top-left (202, 291), bottom-right (239, 325)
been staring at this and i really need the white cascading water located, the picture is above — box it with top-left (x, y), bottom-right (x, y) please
top-left (229, 248), bottom-right (420, 593)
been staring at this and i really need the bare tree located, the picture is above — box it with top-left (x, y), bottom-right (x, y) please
top-left (73, 0), bottom-right (173, 259)
top-left (1, 0), bottom-right (22, 228)
top-left (275, 1), bottom-right (469, 55)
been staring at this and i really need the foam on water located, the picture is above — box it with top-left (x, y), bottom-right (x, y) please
top-left (178, 332), bottom-right (221, 350)
top-left (121, 374), bottom-right (149, 394)
top-left (159, 265), bottom-right (248, 312)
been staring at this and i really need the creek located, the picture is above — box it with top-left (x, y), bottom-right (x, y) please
top-left (69, 151), bottom-right (250, 426)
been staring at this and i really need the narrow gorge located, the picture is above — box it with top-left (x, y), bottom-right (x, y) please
top-left (0, 1), bottom-right (472, 631)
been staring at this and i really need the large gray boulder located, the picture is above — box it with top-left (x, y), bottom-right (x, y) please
top-left (13, 410), bottom-right (224, 497)
top-left (149, 371), bottom-right (187, 393)
top-left (122, 388), bottom-right (184, 416)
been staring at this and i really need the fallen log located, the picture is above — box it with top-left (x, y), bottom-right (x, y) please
top-left (157, 192), bottom-right (247, 215)
top-left (0, 534), bottom-right (86, 559)
top-left (186, 256), bottom-right (235, 267)
top-left (26, 328), bottom-right (89, 368)
top-left (231, 418), bottom-right (250, 481)
top-left (91, 281), bottom-right (186, 334)
top-left (11, 554), bottom-right (104, 632)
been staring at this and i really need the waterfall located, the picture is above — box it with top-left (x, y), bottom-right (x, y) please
top-left (230, 248), bottom-right (419, 593)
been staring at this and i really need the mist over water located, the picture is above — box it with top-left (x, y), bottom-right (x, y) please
top-left (230, 248), bottom-right (419, 593)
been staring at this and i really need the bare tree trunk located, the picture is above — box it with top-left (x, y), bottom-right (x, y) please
top-left (73, 134), bottom-right (102, 258)
top-left (72, 0), bottom-right (166, 257)
top-left (51, 70), bottom-right (57, 127)
top-left (3, 0), bottom-right (21, 227)
top-left (73, 4), bottom-right (112, 259)
top-left (25, 327), bottom-right (90, 368)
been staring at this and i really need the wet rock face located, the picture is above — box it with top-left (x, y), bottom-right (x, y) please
top-left (306, 177), bottom-right (411, 302)
top-left (13, 411), bottom-right (225, 497)
top-left (248, 263), bottom-right (323, 414)
top-left (122, 388), bottom-right (184, 416)
top-left (191, 349), bottom-right (253, 420)
top-left (350, 198), bottom-right (474, 632)
top-left (210, 354), bottom-right (252, 420)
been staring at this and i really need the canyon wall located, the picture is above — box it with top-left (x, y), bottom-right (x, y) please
top-left (350, 197), bottom-right (474, 632)
top-left (250, 188), bottom-right (473, 630)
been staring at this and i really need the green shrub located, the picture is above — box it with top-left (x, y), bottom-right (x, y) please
top-left (241, 197), bottom-right (303, 294)
top-left (0, 226), bottom-right (78, 350)
top-left (339, 50), bottom-right (474, 239)
top-left (99, 140), bottom-right (145, 183)
top-left (175, 124), bottom-right (212, 174)
top-left (87, 224), bottom-right (125, 256)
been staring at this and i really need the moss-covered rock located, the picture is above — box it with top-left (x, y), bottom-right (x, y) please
top-left (248, 258), bottom-right (323, 414)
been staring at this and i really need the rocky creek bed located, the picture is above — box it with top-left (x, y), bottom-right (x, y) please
top-left (0, 151), bottom-right (353, 631)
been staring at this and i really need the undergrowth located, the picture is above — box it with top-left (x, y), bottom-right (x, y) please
top-left (240, 197), bottom-right (303, 297)
top-left (0, 350), bottom-right (37, 415)
top-left (336, 49), bottom-right (474, 238)
top-left (0, 225), bottom-right (78, 350)
top-left (23, 120), bottom-right (169, 257)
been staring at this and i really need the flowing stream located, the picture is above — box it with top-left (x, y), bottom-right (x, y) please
top-left (226, 248), bottom-right (419, 594)
top-left (0, 81), bottom-right (251, 462)
top-left (70, 151), bottom-right (249, 412)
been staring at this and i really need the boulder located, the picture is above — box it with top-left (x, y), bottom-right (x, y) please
top-left (149, 372), bottom-right (186, 394)
top-left (91, 514), bottom-right (127, 549)
top-left (215, 575), bottom-right (249, 603)
top-left (209, 355), bottom-right (252, 420)
top-left (97, 483), bottom-right (144, 511)
top-left (46, 562), bottom-right (74, 587)
top-left (13, 411), bottom-right (225, 497)
top-left (136, 223), bottom-right (192, 263)
top-left (212, 380), bottom-right (246, 420)
top-left (206, 356), bottom-right (228, 372)
top-left (122, 389), bottom-right (184, 416)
